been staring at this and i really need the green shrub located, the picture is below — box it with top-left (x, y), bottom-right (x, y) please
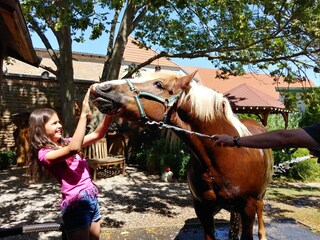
top-left (273, 148), bottom-right (310, 164)
top-left (239, 113), bottom-right (319, 182)
top-left (272, 149), bottom-right (292, 165)
top-left (299, 89), bottom-right (320, 128)
top-left (0, 152), bottom-right (17, 169)
top-left (287, 158), bottom-right (320, 182)
top-left (292, 148), bottom-right (310, 159)
top-left (135, 134), bottom-right (190, 180)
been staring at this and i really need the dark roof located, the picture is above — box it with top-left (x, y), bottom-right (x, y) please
top-left (224, 83), bottom-right (289, 113)
top-left (0, 0), bottom-right (40, 66)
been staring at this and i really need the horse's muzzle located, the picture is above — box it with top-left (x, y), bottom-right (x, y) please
top-left (91, 84), bottom-right (122, 115)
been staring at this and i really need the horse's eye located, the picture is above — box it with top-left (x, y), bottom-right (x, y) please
top-left (154, 81), bottom-right (164, 89)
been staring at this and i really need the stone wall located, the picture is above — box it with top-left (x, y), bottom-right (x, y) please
top-left (0, 74), bottom-right (93, 152)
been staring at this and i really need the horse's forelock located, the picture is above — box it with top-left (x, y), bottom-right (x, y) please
top-left (131, 72), bottom-right (179, 84)
top-left (109, 79), bottom-right (127, 85)
top-left (181, 82), bottom-right (251, 136)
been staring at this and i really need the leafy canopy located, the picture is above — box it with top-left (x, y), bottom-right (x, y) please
top-left (133, 0), bottom-right (320, 81)
top-left (21, 0), bottom-right (109, 44)
top-left (21, 0), bottom-right (320, 82)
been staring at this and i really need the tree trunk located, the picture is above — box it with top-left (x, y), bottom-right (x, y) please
top-left (56, 26), bottom-right (76, 136)
top-left (101, 3), bottom-right (136, 81)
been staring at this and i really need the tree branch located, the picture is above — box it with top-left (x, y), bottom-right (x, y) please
top-left (27, 16), bottom-right (60, 67)
top-left (122, 45), bottom-right (320, 79)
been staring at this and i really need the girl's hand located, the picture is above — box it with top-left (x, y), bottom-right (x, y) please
top-left (81, 87), bottom-right (92, 118)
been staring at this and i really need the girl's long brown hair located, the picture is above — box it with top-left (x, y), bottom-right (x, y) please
top-left (27, 108), bottom-right (68, 182)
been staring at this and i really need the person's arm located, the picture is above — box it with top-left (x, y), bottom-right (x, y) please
top-left (212, 128), bottom-right (319, 149)
top-left (45, 88), bottom-right (92, 161)
top-left (82, 115), bottom-right (113, 147)
top-left (68, 88), bottom-right (92, 151)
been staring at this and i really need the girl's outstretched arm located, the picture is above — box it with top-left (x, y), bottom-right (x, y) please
top-left (82, 115), bottom-right (113, 147)
top-left (45, 88), bottom-right (92, 161)
top-left (68, 87), bottom-right (92, 151)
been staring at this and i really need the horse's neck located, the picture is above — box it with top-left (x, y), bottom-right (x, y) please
top-left (175, 116), bottom-right (238, 163)
top-left (175, 117), bottom-right (239, 137)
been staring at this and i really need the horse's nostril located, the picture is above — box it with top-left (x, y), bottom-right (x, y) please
top-left (94, 83), bottom-right (114, 98)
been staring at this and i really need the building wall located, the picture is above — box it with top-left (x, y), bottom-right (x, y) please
top-left (0, 75), bottom-right (93, 151)
top-left (4, 49), bottom-right (181, 81)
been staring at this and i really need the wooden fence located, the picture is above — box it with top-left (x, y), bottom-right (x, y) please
top-left (0, 74), bottom-right (93, 154)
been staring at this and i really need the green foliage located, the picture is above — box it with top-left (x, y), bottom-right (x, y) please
top-left (238, 113), bottom-right (306, 166)
top-left (23, 1), bottom-right (317, 80)
top-left (0, 152), bottom-right (17, 170)
top-left (267, 112), bottom-right (302, 131)
top-left (267, 113), bottom-right (306, 165)
top-left (21, 0), bottom-right (320, 121)
top-left (273, 148), bottom-right (310, 169)
top-left (266, 114), bottom-right (319, 181)
top-left (237, 114), bottom-right (260, 122)
top-left (299, 88), bottom-right (320, 127)
top-left (292, 148), bottom-right (310, 159)
top-left (282, 93), bottom-right (300, 112)
top-left (21, 0), bottom-right (107, 40)
top-left (286, 158), bottom-right (320, 182)
top-left (135, 130), bottom-right (190, 180)
top-left (272, 149), bottom-right (292, 165)
top-left (135, 0), bottom-right (320, 80)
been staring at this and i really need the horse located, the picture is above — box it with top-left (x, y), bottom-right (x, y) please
top-left (90, 72), bottom-right (274, 240)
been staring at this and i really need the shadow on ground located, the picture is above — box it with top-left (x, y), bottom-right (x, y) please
top-left (1, 166), bottom-right (319, 240)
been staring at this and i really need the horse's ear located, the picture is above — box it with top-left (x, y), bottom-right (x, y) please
top-left (177, 71), bottom-right (198, 89)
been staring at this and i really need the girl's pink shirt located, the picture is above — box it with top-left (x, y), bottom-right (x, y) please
top-left (38, 147), bottom-right (97, 209)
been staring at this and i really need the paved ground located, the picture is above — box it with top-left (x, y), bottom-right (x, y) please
top-left (101, 219), bottom-right (320, 240)
top-left (1, 217), bottom-right (319, 239)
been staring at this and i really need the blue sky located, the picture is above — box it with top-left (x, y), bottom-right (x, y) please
top-left (30, 32), bottom-right (320, 86)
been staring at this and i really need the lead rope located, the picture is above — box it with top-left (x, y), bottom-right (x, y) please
top-left (145, 120), bottom-right (216, 140)
top-left (146, 120), bottom-right (219, 183)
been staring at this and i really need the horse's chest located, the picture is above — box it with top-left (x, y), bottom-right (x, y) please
top-left (188, 167), bottom-right (243, 205)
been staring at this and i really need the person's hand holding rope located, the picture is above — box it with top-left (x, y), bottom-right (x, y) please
top-left (211, 134), bottom-right (240, 147)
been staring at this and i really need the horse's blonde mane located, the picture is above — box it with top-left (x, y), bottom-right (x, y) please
top-left (181, 82), bottom-right (251, 137)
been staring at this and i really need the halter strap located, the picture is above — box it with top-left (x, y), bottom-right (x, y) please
top-left (125, 79), bottom-right (182, 122)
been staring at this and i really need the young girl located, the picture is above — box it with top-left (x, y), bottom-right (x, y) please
top-left (28, 87), bottom-right (112, 240)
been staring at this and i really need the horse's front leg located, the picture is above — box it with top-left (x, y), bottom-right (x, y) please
top-left (239, 198), bottom-right (257, 240)
top-left (193, 199), bottom-right (216, 240)
top-left (256, 199), bottom-right (267, 240)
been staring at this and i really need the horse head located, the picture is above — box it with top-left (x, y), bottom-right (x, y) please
top-left (91, 71), bottom-right (197, 122)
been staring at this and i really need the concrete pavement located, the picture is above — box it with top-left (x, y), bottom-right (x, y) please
top-left (101, 218), bottom-right (320, 240)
